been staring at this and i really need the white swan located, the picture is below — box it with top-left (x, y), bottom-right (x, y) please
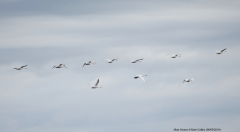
top-left (52, 64), bottom-right (67, 69)
top-left (183, 78), bottom-right (195, 83)
top-left (215, 48), bottom-right (227, 54)
top-left (134, 75), bottom-right (147, 82)
top-left (82, 61), bottom-right (96, 68)
top-left (13, 65), bottom-right (28, 70)
top-left (167, 54), bottom-right (181, 58)
top-left (88, 79), bottom-right (102, 89)
top-left (127, 58), bottom-right (144, 63)
top-left (104, 58), bottom-right (118, 63)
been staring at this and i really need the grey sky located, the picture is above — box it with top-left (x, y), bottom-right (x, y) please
top-left (0, 0), bottom-right (240, 132)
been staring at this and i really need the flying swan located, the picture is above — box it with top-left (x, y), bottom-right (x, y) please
top-left (88, 79), bottom-right (102, 89)
top-left (166, 54), bottom-right (181, 58)
top-left (127, 58), bottom-right (144, 63)
top-left (104, 58), bottom-right (118, 63)
top-left (183, 79), bottom-right (195, 83)
top-left (52, 64), bottom-right (67, 69)
top-left (134, 75), bottom-right (147, 82)
top-left (215, 48), bottom-right (227, 54)
top-left (82, 61), bottom-right (96, 68)
top-left (13, 65), bottom-right (28, 70)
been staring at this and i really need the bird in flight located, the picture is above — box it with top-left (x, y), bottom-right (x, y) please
top-left (166, 54), bottom-right (181, 58)
top-left (104, 58), bottom-right (118, 63)
top-left (52, 64), bottom-right (67, 69)
top-left (183, 78), bottom-right (195, 83)
top-left (127, 58), bottom-right (144, 63)
top-left (13, 65), bottom-right (28, 70)
top-left (215, 48), bottom-right (227, 54)
top-left (134, 75), bottom-right (147, 82)
top-left (82, 61), bottom-right (96, 68)
top-left (88, 79), bottom-right (102, 89)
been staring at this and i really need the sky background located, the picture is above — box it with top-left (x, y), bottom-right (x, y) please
top-left (0, 0), bottom-right (240, 132)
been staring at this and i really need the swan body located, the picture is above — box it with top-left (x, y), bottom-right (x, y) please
top-left (82, 61), bottom-right (96, 68)
top-left (105, 58), bottom-right (118, 63)
top-left (215, 48), bottom-right (227, 54)
top-left (134, 75), bottom-right (147, 82)
top-left (52, 64), bottom-right (67, 69)
top-left (13, 65), bottom-right (28, 70)
top-left (183, 78), bottom-right (195, 83)
top-left (128, 58), bottom-right (144, 63)
top-left (88, 79), bottom-right (102, 89)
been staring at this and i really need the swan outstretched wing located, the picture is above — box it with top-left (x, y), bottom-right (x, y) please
top-left (95, 79), bottom-right (99, 86)
top-left (105, 59), bottom-right (111, 62)
top-left (221, 48), bottom-right (227, 52)
top-left (112, 58), bottom-right (118, 61)
top-left (20, 65), bottom-right (27, 68)
top-left (190, 79), bottom-right (195, 83)
top-left (139, 76), bottom-right (146, 82)
top-left (82, 63), bottom-right (86, 68)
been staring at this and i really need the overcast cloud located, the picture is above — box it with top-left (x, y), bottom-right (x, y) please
top-left (0, 0), bottom-right (240, 132)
